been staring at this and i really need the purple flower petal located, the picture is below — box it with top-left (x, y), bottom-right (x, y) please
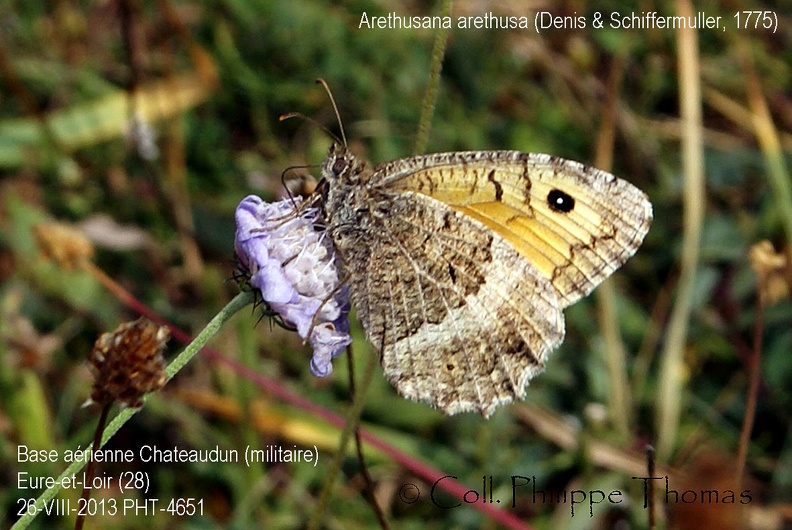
top-left (254, 259), bottom-right (297, 304)
top-left (309, 322), bottom-right (353, 377)
top-left (234, 195), bottom-right (351, 377)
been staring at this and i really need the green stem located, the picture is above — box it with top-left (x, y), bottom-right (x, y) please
top-left (656, 0), bottom-right (704, 460)
top-left (11, 291), bottom-right (253, 530)
top-left (413, 0), bottom-right (453, 156)
top-left (307, 346), bottom-right (379, 529)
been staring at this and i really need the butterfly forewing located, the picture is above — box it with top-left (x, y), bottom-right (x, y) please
top-left (376, 151), bottom-right (653, 307)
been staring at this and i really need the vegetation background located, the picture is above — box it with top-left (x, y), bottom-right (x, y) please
top-left (1, 0), bottom-right (791, 528)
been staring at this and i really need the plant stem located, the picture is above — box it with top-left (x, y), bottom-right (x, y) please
top-left (74, 404), bottom-right (110, 530)
top-left (308, 346), bottom-right (379, 529)
top-left (413, 0), bottom-right (453, 156)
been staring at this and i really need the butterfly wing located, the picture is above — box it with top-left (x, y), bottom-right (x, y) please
top-left (331, 189), bottom-right (565, 417)
top-left (322, 145), bottom-right (651, 416)
top-left (378, 151), bottom-right (653, 308)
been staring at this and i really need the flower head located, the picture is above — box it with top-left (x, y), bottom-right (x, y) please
top-left (87, 318), bottom-right (169, 408)
top-left (234, 195), bottom-right (351, 376)
top-left (33, 221), bottom-right (94, 270)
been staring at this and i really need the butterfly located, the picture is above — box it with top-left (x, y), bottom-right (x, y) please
top-left (315, 143), bottom-right (652, 417)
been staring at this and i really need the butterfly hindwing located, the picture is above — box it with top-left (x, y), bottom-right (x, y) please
top-left (337, 189), bottom-right (565, 416)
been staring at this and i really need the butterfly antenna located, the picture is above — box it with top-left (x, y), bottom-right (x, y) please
top-left (279, 112), bottom-right (343, 146)
top-left (316, 78), bottom-right (347, 147)
top-left (279, 163), bottom-right (321, 205)
top-left (279, 166), bottom-right (300, 207)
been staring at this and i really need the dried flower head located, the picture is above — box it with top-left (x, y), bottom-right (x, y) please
top-left (748, 240), bottom-right (791, 306)
top-left (87, 318), bottom-right (170, 408)
top-left (33, 222), bottom-right (94, 270)
top-left (234, 195), bottom-right (351, 377)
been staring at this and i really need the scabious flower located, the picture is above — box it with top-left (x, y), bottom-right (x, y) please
top-left (234, 195), bottom-right (351, 377)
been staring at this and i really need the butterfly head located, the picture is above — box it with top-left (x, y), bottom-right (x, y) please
top-left (321, 143), bottom-right (368, 186)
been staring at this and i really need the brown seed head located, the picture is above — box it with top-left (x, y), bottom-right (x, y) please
top-left (33, 222), bottom-right (94, 270)
top-left (87, 318), bottom-right (169, 408)
top-left (748, 240), bottom-right (790, 306)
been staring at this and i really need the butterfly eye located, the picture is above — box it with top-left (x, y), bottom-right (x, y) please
top-left (547, 189), bottom-right (575, 213)
top-left (332, 158), bottom-right (348, 175)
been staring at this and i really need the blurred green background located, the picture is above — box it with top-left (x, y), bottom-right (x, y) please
top-left (1, 1), bottom-right (791, 529)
